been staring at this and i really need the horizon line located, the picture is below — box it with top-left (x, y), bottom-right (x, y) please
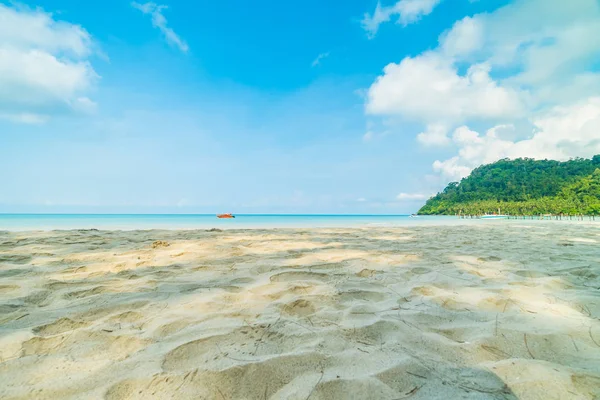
top-left (0, 213), bottom-right (414, 216)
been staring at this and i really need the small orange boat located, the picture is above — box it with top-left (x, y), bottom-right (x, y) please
top-left (217, 213), bottom-right (235, 219)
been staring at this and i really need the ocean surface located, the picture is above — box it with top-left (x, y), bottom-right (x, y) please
top-left (0, 214), bottom-right (436, 230)
top-left (0, 213), bottom-right (597, 230)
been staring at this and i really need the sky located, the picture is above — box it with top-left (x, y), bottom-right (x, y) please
top-left (1, 0), bottom-right (600, 214)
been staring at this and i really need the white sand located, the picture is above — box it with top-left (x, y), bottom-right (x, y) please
top-left (0, 224), bottom-right (599, 399)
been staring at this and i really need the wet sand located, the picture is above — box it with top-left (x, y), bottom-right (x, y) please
top-left (1, 223), bottom-right (599, 399)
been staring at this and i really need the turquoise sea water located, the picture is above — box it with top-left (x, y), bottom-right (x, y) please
top-left (0, 214), bottom-right (465, 230)
top-left (1, 214), bottom-right (596, 231)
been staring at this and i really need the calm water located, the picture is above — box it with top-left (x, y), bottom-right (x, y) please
top-left (1, 214), bottom-right (596, 231)
top-left (0, 214), bottom-right (465, 230)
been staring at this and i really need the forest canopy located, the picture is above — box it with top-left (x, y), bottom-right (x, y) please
top-left (418, 156), bottom-right (600, 215)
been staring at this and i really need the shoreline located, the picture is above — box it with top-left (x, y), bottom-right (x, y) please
top-left (1, 214), bottom-right (599, 232)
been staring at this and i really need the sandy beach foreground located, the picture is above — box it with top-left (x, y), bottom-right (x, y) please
top-left (1, 224), bottom-right (599, 399)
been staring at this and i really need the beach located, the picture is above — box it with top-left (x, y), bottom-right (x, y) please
top-left (1, 222), bottom-right (599, 399)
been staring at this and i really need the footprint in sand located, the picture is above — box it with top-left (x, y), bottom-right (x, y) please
top-left (478, 256), bottom-right (502, 262)
top-left (21, 290), bottom-right (52, 307)
top-left (107, 311), bottom-right (145, 324)
top-left (0, 269), bottom-right (29, 278)
top-left (43, 280), bottom-right (83, 290)
top-left (162, 323), bottom-right (318, 373)
top-left (0, 304), bottom-right (20, 315)
top-left (356, 269), bottom-right (377, 278)
top-left (153, 319), bottom-right (198, 339)
top-left (0, 284), bottom-right (19, 294)
top-left (571, 374), bottom-right (600, 398)
top-left (60, 266), bottom-right (88, 274)
top-left (64, 286), bottom-right (112, 299)
top-left (21, 335), bottom-right (67, 356)
top-left (75, 300), bottom-right (150, 321)
top-left (21, 331), bottom-right (149, 361)
top-left (0, 254), bottom-right (32, 264)
top-left (412, 286), bottom-right (435, 296)
top-left (514, 270), bottom-right (550, 278)
top-left (33, 318), bottom-right (90, 336)
top-left (110, 352), bottom-right (327, 400)
top-left (337, 290), bottom-right (387, 303)
top-left (410, 267), bottom-right (431, 275)
top-left (269, 271), bottom-right (329, 283)
top-left (281, 299), bottom-right (316, 317)
top-left (567, 267), bottom-right (598, 279)
top-left (229, 277), bottom-right (255, 285)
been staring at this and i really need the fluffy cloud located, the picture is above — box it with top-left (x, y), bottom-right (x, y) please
top-left (433, 97), bottom-right (600, 180)
top-left (0, 5), bottom-right (91, 57)
top-left (362, 0), bottom-right (441, 38)
top-left (366, 0), bottom-right (600, 178)
top-left (132, 2), bottom-right (188, 53)
top-left (0, 4), bottom-right (98, 123)
top-left (440, 16), bottom-right (484, 57)
top-left (440, 0), bottom-right (600, 104)
top-left (416, 124), bottom-right (449, 146)
top-left (366, 53), bottom-right (524, 124)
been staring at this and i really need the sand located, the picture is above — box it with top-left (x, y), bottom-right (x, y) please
top-left (0, 223), bottom-right (599, 399)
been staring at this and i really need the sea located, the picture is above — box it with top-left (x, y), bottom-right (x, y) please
top-left (0, 214), bottom-right (474, 231)
top-left (1, 213), bottom-right (596, 231)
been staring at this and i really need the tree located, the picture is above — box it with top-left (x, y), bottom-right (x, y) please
top-left (418, 156), bottom-right (600, 215)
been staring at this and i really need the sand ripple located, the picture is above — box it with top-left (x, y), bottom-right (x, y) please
top-left (0, 225), bottom-right (599, 399)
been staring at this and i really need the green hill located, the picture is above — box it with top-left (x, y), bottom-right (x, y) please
top-left (418, 155), bottom-right (600, 215)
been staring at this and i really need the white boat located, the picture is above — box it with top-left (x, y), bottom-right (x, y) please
top-left (481, 214), bottom-right (509, 220)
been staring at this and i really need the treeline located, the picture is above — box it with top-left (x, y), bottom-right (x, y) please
top-left (419, 156), bottom-right (600, 215)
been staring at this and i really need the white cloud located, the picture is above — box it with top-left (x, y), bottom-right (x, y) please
top-left (452, 125), bottom-right (484, 146)
top-left (440, 16), bottom-right (484, 58)
top-left (432, 157), bottom-right (472, 181)
top-left (311, 52), bottom-right (330, 67)
top-left (432, 97), bottom-right (600, 180)
top-left (366, 0), bottom-right (600, 181)
top-left (437, 0), bottom-right (600, 105)
top-left (363, 131), bottom-right (374, 142)
top-left (361, 3), bottom-right (390, 39)
top-left (393, 0), bottom-right (441, 25)
top-left (397, 192), bottom-right (430, 200)
top-left (417, 124), bottom-right (449, 146)
top-left (366, 53), bottom-right (525, 124)
top-left (132, 2), bottom-right (188, 53)
top-left (362, 0), bottom-right (441, 38)
top-left (0, 4), bottom-right (91, 56)
top-left (356, 197), bottom-right (367, 202)
top-left (0, 4), bottom-right (98, 123)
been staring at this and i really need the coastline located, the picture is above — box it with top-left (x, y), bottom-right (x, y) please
top-left (1, 213), bottom-right (598, 231)
top-left (1, 224), bottom-right (600, 399)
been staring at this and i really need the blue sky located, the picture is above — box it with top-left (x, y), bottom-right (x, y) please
top-left (1, 0), bottom-right (600, 213)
